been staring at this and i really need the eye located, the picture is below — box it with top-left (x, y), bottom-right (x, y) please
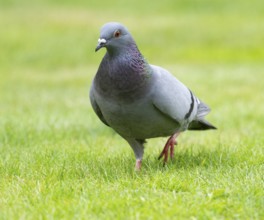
top-left (114, 30), bottom-right (121, 38)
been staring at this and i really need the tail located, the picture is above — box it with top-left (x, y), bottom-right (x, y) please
top-left (188, 119), bottom-right (217, 130)
top-left (188, 100), bottom-right (217, 130)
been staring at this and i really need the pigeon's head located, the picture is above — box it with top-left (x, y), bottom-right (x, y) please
top-left (95, 22), bottom-right (134, 53)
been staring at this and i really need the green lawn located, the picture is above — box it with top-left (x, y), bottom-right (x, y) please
top-left (0, 0), bottom-right (263, 219)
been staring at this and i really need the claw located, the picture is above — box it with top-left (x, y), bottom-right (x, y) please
top-left (158, 133), bottom-right (180, 164)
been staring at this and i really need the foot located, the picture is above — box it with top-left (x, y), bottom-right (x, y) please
top-left (135, 159), bottom-right (142, 171)
top-left (158, 133), bottom-right (180, 164)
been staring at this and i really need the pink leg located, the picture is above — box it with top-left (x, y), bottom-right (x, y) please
top-left (158, 132), bottom-right (180, 164)
top-left (135, 159), bottom-right (142, 171)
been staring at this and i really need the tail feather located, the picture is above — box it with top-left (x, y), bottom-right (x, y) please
top-left (197, 100), bottom-right (211, 118)
top-left (188, 100), bottom-right (216, 130)
top-left (188, 119), bottom-right (217, 130)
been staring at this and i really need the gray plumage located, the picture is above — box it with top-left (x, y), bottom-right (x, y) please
top-left (90, 22), bottom-right (216, 169)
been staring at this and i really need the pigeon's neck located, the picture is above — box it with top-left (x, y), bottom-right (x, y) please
top-left (108, 42), bottom-right (145, 62)
top-left (95, 43), bottom-right (152, 101)
top-left (107, 42), bottom-right (151, 75)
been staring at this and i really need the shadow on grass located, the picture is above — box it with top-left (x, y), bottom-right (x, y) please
top-left (3, 141), bottom-right (250, 183)
top-left (79, 144), bottom-right (244, 181)
top-left (143, 147), bottom-right (236, 171)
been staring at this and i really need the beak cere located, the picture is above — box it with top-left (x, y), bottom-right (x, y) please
top-left (95, 38), bottom-right (107, 52)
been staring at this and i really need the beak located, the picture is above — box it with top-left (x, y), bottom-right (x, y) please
top-left (95, 38), bottom-right (107, 52)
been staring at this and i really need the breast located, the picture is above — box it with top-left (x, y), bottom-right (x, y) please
top-left (94, 92), bottom-right (180, 139)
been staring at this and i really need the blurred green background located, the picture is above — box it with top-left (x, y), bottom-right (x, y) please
top-left (1, 0), bottom-right (264, 69)
top-left (0, 0), bottom-right (263, 219)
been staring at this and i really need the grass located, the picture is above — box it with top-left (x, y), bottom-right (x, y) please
top-left (0, 0), bottom-right (264, 219)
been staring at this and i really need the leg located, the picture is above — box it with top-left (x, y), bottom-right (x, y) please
top-left (135, 159), bottom-right (142, 171)
top-left (126, 138), bottom-right (145, 171)
top-left (158, 132), bottom-right (180, 164)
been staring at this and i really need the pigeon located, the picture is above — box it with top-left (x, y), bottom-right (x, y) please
top-left (90, 22), bottom-right (216, 170)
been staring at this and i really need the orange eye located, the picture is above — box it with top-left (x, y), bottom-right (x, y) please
top-left (114, 30), bottom-right (121, 38)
